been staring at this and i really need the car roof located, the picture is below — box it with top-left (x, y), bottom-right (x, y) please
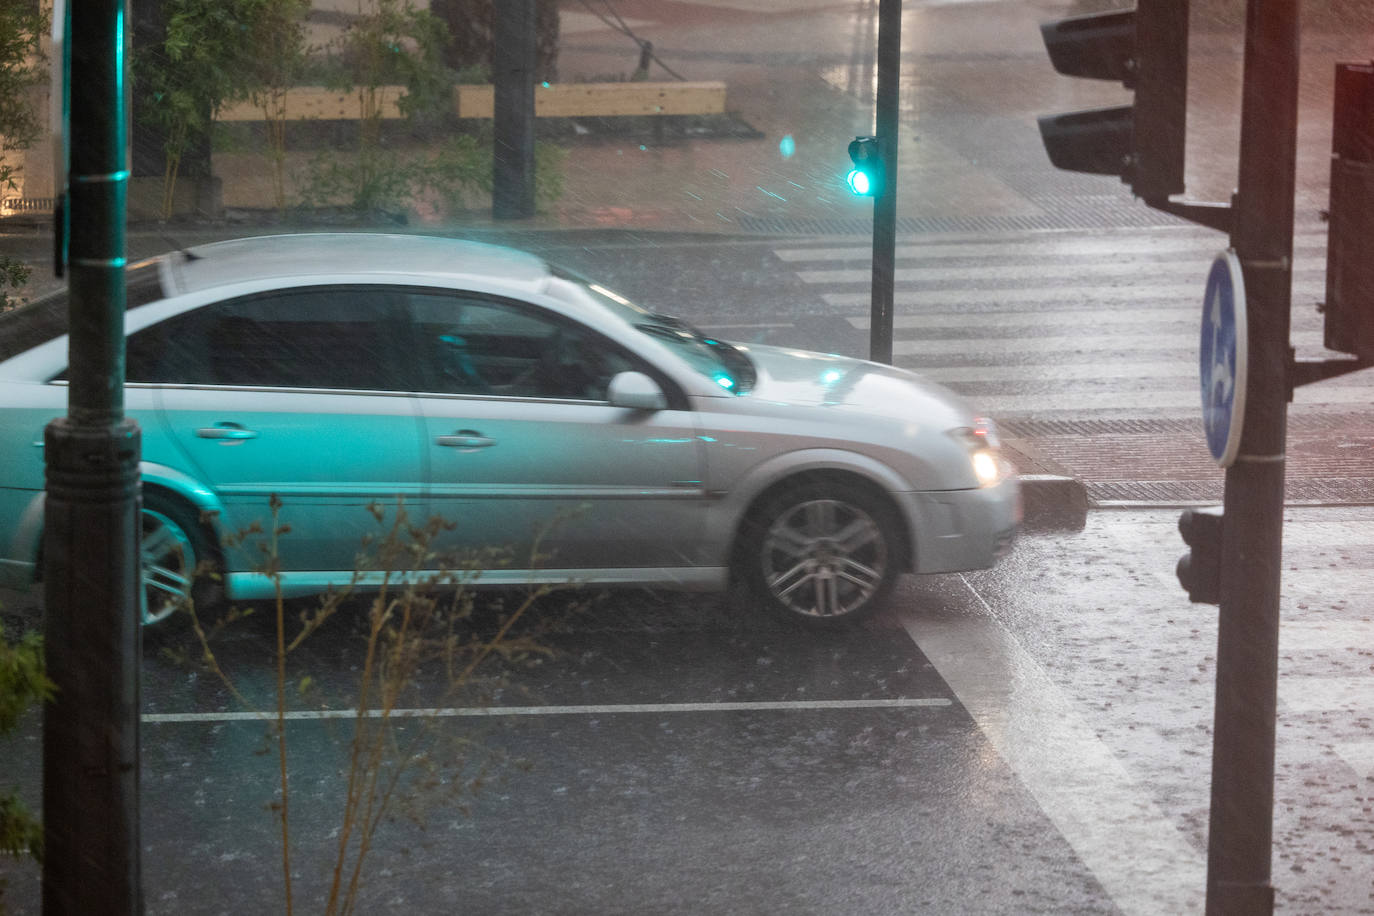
top-left (168, 233), bottom-right (553, 296)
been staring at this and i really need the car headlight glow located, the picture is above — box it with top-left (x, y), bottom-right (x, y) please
top-left (970, 450), bottom-right (1001, 488)
top-left (949, 417), bottom-right (1006, 489)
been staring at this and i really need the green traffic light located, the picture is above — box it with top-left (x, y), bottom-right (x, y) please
top-left (845, 136), bottom-right (883, 197)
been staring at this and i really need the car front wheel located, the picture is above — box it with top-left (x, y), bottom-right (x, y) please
top-left (741, 481), bottom-right (901, 626)
top-left (140, 493), bottom-right (219, 627)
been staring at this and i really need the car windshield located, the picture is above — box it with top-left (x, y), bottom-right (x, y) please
top-left (0, 261), bottom-right (164, 363)
top-left (554, 267), bottom-right (756, 395)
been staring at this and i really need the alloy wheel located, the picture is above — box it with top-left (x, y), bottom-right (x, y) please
top-left (760, 497), bottom-right (889, 619)
top-left (140, 507), bottom-right (196, 626)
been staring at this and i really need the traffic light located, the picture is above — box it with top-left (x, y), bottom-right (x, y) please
top-left (1323, 62), bottom-right (1374, 360)
top-left (1037, 0), bottom-right (1187, 203)
top-left (846, 136), bottom-right (884, 197)
top-left (1176, 507), bottom-right (1223, 604)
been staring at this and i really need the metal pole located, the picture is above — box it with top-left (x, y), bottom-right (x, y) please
top-left (869, 0), bottom-right (900, 364)
top-left (1205, 0), bottom-right (1298, 912)
top-left (493, 0), bottom-right (537, 220)
top-left (42, 0), bottom-right (142, 913)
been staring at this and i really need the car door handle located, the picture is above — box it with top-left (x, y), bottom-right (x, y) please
top-left (436, 430), bottom-right (496, 450)
top-left (196, 423), bottom-right (258, 441)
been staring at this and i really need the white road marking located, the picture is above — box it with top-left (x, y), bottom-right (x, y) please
top-left (1278, 676), bottom-right (1374, 715)
top-left (798, 263), bottom-right (1327, 285)
top-left (849, 306), bottom-right (1203, 329)
top-left (1281, 621), bottom-right (1374, 653)
top-left (942, 384), bottom-right (1374, 414)
top-left (888, 329), bottom-right (1326, 355)
top-left (141, 696), bottom-right (952, 724)
top-left (773, 234), bottom-right (1328, 262)
top-left (899, 583), bottom-right (1206, 916)
top-left (912, 361), bottom-right (1190, 382)
top-left (822, 280), bottom-right (1325, 307)
top-left (1331, 740), bottom-right (1374, 781)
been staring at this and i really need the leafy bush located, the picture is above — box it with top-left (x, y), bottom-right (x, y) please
top-left (134, 0), bottom-right (310, 217)
top-left (0, 622), bottom-right (54, 913)
top-left (0, 2), bottom-right (45, 309)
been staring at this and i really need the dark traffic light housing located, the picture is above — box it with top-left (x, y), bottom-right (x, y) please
top-left (1037, 0), bottom-right (1188, 203)
top-left (1323, 62), bottom-right (1374, 361)
top-left (1176, 507), bottom-right (1223, 604)
top-left (846, 136), bottom-right (884, 197)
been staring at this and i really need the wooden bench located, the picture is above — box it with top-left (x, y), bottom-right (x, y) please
top-left (217, 81), bottom-right (727, 122)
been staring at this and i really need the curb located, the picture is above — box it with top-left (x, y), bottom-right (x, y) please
top-left (1020, 474), bottom-right (1089, 533)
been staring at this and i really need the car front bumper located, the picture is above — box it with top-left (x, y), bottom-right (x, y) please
top-left (904, 476), bottom-right (1020, 575)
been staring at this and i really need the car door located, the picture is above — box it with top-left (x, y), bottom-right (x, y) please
top-left (403, 290), bottom-right (707, 575)
top-left (127, 286), bottom-right (426, 575)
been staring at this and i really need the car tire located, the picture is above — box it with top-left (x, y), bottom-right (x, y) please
top-left (739, 480), bottom-right (901, 627)
top-left (140, 492), bottom-right (222, 628)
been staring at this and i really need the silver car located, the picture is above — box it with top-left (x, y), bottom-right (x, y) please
top-left (0, 233), bottom-right (1018, 627)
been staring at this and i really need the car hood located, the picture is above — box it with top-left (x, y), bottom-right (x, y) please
top-left (733, 343), bottom-right (975, 428)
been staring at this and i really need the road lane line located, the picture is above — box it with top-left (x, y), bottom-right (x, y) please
top-left (141, 697), bottom-right (953, 724)
top-left (898, 582), bottom-right (1206, 916)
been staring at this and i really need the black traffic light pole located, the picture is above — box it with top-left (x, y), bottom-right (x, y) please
top-left (42, 1), bottom-right (142, 914)
top-left (1205, 0), bottom-right (1299, 912)
top-left (869, 0), bottom-right (900, 365)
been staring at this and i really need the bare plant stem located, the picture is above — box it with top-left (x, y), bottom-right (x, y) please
top-left (160, 122), bottom-right (186, 220)
top-left (259, 88), bottom-right (289, 212)
top-left (271, 501), bottom-right (294, 916)
top-left (324, 576), bottom-right (393, 916)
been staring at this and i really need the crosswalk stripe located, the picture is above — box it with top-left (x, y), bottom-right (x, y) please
top-left (798, 264), bottom-right (1327, 284)
top-left (890, 329), bottom-right (1327, 355)
top-left (1332, 742), bottom-right (1374, 781)
top-left (920, 385), bottom-right (1374, 413)
top-left (1280, 620), bottom-right (1374, 653)
top-left (1279, 676), bottom-right (1374, 715)
top-left (912, 362), bottom-right (1192, 382)
top-left (773, 229), bottom-right (1368, 416)
top-left (852, 307), bottom-right (1213, 330)
top-left (822, 279), bottom-right (1327, 308)
top-left (774, 235), bottom-right (1329, 262)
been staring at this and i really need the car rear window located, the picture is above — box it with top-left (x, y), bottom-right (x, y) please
top-left (0, 261), bottom-right (165, 363)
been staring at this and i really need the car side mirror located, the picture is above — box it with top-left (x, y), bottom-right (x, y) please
top-left (607, 371), bottom-right (668, 410)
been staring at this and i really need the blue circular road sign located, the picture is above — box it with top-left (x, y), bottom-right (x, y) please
top-left (1200, 250), bottom-right (1247, 467)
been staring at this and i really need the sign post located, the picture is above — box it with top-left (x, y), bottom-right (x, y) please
top-left (1204, 1), bottom-right (1299, 911)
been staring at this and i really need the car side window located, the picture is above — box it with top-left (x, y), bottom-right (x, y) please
top-left (406, 292), bottom-right (636, 400)
top-left (125, 288), bottom-right (410, 391)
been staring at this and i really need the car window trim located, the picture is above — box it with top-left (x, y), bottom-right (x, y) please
top-left (147, 382), bottom-right (419, 398)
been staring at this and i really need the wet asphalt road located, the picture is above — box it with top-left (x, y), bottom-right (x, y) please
top-left (5, 505), bottom-right (1372, 914)
top-left (5, 0), bottom-right (1374, 912)
top-left (2, 570), bottom-right (1124, 916)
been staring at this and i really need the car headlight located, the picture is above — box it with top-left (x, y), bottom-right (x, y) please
top-left (949, 417), bottom-right (1007, 488)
